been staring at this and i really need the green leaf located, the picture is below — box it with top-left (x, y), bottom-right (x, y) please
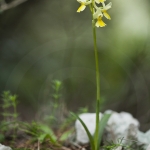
top-left (97, 114), bottom-right (111, 150)
top-left (39, 124), bottom-right (57, 143)
top-left (59, 129), bottom-right (74, 141)
top-left (71, 112), bottom-right (95, 150)
top-left (38, 133), bottom-right (48, 143)
top-left (0, 134), bottom-right (5, 142)
top-left (10, 95), bottom-right (17, 102)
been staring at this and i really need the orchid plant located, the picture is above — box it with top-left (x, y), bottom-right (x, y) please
top-left (72, 0), bottom-right (112, 150)
top-left (77, 0), bottom-right (112, 27)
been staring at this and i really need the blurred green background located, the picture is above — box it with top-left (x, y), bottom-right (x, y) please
top-left (0, 0), bottom-right (150, 130)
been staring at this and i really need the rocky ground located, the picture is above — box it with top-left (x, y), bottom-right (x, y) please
top-left (1, 110), bottom-right (150, 150)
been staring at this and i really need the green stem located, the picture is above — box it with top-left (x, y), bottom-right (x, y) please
top-left (13, 102), bottom-right (17, 140)
top-left (92, 9), bottom-right (100, 150)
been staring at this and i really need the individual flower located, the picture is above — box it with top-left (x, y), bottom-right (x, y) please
top-left (101, 2), bottom-right (112, 20)
top-left (77, 0), bottom-right (92, 12)
top-left (93, 1), bottom-right (112, 27)
top-left (93, 8), bottom-right (106, 27)
top-left (93, 8), bottom-right (103, 20)
top-left (95, 0), bottom-right (106, 4)
top-left (95, 16), bottom-right (106, 27)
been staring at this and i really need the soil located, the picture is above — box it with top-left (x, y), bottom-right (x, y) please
top-left (3, 135), bottom-right (90, 150)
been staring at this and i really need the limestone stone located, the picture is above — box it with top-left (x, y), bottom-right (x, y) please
top-left (75, 113), bottom-right (103, 143)
top-left (114, 146), bottom-right (122, 150)
top-left (75, 111), bottom-right (140, 144)
top-left (146, 144), bottom-right (150, 150)
top-left (137, 130), bottom-right (150, 148)
top-left (0, 144), bottom-right (12, 150)
top-left (104, 110), bottom-right (140, 143)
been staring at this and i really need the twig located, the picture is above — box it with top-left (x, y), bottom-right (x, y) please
top-left (0, 0), bottom-right (27, 12)
top-left (37, 139), bottom-right (40, 150)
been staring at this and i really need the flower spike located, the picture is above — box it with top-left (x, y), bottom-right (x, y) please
top-left (76, 0), bottom-right (112, 28)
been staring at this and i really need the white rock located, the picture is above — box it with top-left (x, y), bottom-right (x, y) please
top-left (0, 144), bottom-right (12, 150)
top-left (75, 113), bottom-right (103, 143)
top-left (104, 110), bottom-right (140, 143)
top-left (137, 130), bottom-right (150, 147)
top-left (75, 111), bottom-right (140, 144)
top-left (146, 144), bottom-right (150, 150)
top-left (113, 146), bottom-right (122, 150)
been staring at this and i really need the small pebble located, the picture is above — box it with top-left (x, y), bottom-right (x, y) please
top-left (112, 146), bottom-right (122, 150)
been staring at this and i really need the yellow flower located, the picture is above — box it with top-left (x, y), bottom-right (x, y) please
top-left (77, 3), bottom-right (86, 12)
top-left (95, 16), bottom-right (106, 27)
top-left (101, 2), bottom-right (112, 19)
top-left (93, 7), bottom-right (105, 27)
top-left (76, 0), bottom-right (92, 13)
top-left (102, 10), bottom-right (111, 20)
